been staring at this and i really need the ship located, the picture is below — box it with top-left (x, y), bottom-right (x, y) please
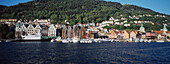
top-left (14, 34), bottom-right (51, 42)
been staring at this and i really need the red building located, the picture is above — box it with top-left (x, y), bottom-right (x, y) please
top-left (145, 32), bottom-right (156, 39)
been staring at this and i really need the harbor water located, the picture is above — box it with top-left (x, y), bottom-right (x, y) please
top-left (0, 42), bottom-right (170, 64)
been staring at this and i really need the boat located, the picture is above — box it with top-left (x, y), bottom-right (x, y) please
top-left (72, 37), bottom-right (79, 43)
top-left (140, 39), bottom-right (143, 42)
top-left (167, 39), bottom-right (170, 42)
top-left (156, 40), bottom-right (164, 43)
top-left (51, 39), bottom-right (54, 42)
top-left (144, 39), bottom-right (148, 43)
top-left (5, 40), bottom-right (12, 42)
top-left (62, 39), bottom-right (69, 43)
top-left (55, 37), bottom-right (62, 42)
top-left (22, 34), bottom-right (41, 40)
top-left (87, 39), bottom-right (93, 43)
top-left (135, 39), bottom-right (139, 42)
top-left (148, 40), bottom-right (152, 43)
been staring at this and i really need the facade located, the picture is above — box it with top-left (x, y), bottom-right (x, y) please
top-left (145, 32), bottom-right (156, 39)
top-left (107, 30), bottom-right (118, 39)
top-left (123, 30), bottom-right (130, 39)
top-left (73, 26), bottom-right (80, 38)
top-left (67, 26), bottom-right (73, 39)
top-left (26, 24), bottom-right (35, 35)
top-left (48, 24), bottom-right (56, 36)
top-left (34, 24), bottom-right (42, 35)
top-left (130, 31), bottom-right (137, 39)
top-left (62, 25), bottom-right (68, 39)
top-left (80, 27), bottom-right (86, 39)
top-left (42, 25), bottom-right (48, 36)
top-left (15, 23), bottom-right (23, 38)
top-left (56, 28), bottom-right (62, 37)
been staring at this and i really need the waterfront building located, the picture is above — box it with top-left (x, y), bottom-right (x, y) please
top-left (123, 30), bottom-right (130, 40)
top-left (106, 30), bottom-right (118, 39)
top-left (86, 32), bottom-right (91, 39)
top-left (130, 31), bottom-right (138, 40)
top-left (117, 31), bottom-right (123, 40)
top-left (73, 25), bottom-right (80, 38)
top-left (42, 25), bottom-right (49, 36)
top-left (145, 32), bottom-right (156, 39)
top-left (62, 25), bottom-right (68, 39)
top-left (26, 24), bottom-right (35, 35)
top-left (34, 24), bottom-right (42, 35)
top-left (67, 26), bottom-right (73, 39)
top-left (80, 26), bottom-right (86, 39)
top-left (48, 24), bottom-right (56, 36)
top-left (56, 28), bottom-right (62, 37)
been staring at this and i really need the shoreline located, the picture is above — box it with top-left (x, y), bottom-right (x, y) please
top-left (0, 39), bottom-right (169, 43)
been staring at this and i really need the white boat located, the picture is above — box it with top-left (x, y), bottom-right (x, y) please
top-left (167, 39), bottom-right (170, 42)
top-left (135, 39), bottom-right (139, 42)
top-left (144, 39), bottom-right (148, 43)
top-left (5, 40), bottom-right (12, 42)
top-left (51, 39), bottom-right (54, 42)
top-left (67, 39), bottom-right (73, 43)
top-left (22, 34), bottom-right (41, 40)
top-left (87, 39), bottom-right (92, 43)
top-left (62, 39), bottom-right (69, 43)
top-left (140, 39), bottom-right (144, 43)
top-left (148, 40), bottom-right (152, 43)
top-left (72, 37), bottom-right (79, 43)
top-left (156, 40), bottom-right (164, 43)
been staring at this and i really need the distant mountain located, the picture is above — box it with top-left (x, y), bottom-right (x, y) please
top-left (0, 0), bottom-right (169, 25)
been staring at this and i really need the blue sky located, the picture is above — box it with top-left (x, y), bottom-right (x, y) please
top-left (0, 0), bottom-right (170, 15)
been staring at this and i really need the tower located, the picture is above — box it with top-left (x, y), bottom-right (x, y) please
top-left (139, 24), bottom-right (145, 33)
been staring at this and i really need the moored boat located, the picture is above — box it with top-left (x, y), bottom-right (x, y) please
top-left (72, 37), bottom-right (79, 43)
top-left (156, 40), bottom-right (164, 43)
top-left (62, 39), bottom-right (69, 43)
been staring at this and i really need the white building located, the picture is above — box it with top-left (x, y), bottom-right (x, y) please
top-left (102, 21), bottom-right (113, 25)
top-left (48, 24), bottom-right (56, 36)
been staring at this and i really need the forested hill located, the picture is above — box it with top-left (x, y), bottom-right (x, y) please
top-left (0, 0), bottom-right (170, 25)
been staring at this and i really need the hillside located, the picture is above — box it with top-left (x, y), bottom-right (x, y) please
top-left (0, 5), bottom-right (6, 8)
top-left (0, 0), bottom-right (170, 26)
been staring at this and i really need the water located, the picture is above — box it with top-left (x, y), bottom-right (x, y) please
top-left (0, 42), bottom-right (170, 64)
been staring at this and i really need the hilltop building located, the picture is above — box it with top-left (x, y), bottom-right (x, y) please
top-left (139, 24), bottom-right (145, 33)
